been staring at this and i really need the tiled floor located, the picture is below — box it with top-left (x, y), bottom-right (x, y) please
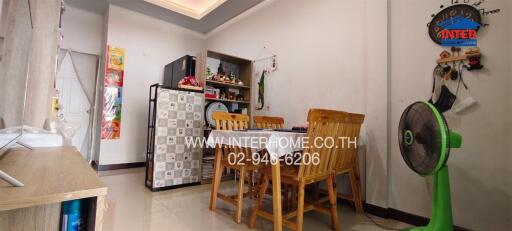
top-left (99, 168), bottom-right (409, 231)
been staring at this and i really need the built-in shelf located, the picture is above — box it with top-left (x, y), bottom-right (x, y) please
top-left (205, 97), bottom-right (250, 104)
top-left (206, 80), bottom-right (250, 89)
top-left (198, 50), bottom-right (254, 185)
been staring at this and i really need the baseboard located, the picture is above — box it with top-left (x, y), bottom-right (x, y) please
top-left (362, 201), bottom-right (389, 219)
top-left (388, 207), bottom-right (429, 227)
top-left (94, 161), bottom-right (146, 171)
top-left (338, 198), bottom-right (472, 231)
top-left (146, 182), bottom-right (201, 192)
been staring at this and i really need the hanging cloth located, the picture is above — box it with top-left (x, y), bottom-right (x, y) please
top-left (429, 65), bottom-right (456, 113)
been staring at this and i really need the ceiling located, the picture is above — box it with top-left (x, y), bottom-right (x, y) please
top-left (65, 0), bottom-right (264, 33)
top-left (142, 0), bottom-right (228, 20)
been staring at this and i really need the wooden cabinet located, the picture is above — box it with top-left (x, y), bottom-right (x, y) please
top-left (195, 50), bottom-right (253, 184)
top-left (196, 50), bottom-right (253, 126)
top-left (0, 147), bottom-right (107, 230)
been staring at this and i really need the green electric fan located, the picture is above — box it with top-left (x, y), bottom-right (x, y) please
top-left (398, 102), bottom-right (462, 231)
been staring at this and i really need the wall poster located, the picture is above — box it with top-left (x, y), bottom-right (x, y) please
top-left (101, 46), bottom-right (125, 139)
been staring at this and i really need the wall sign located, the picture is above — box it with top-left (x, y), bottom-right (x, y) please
top-left (101, 46), bottom-right (125, 140)
top-left (428, 1), bottom-right (501, 47)
top-left (428, 4), bottom-right (481, 46)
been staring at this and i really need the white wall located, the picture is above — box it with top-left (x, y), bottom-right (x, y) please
top-left (207, 0), bottom-right (365, 126)
top-left (61, 5), bottom-right (104, 55)
top-left (389, 0), bottom-right (512, 230)
top-left (98, 5), bottom-right (205, 165)
top-left (0, 0), bottom-right (3, 20)
top-left (0, 0), bottom-right (33, 127)
top-left (363, 0), bottom-right (389, 208)
top-left (206, 0), bottom-right (382, 198)
top-left (207, 0), bottom-right (511, 229)
top-left (23, 0), bottom-right (61, 128)
top-left (89, 1), bottom-right (511, 229)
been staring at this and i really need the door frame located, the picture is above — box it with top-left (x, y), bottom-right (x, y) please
top-left (57, 48), bottom-right (100, 162)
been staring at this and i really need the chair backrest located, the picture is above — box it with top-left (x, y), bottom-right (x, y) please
top-left (333, 113), bottom-right (365, 172)
top-left (212, 112), bottom-right (249, 130)
top-left (212, 112), bottom-right (251, 163)
top-left (253, 116), bottom-right (285, 129)
top-left (298, 109), bottom-right (349, 182)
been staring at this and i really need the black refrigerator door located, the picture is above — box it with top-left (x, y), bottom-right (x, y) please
top-left (163, 55), bottom-right (196, 89)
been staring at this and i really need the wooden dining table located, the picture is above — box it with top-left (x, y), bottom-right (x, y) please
top-left (207, 129), bottom-right (306, 231)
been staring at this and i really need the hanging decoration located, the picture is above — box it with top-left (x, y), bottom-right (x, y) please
top-left (101, 46), bottom-right (125, 140)
top-left (253, 47), bottom-right (278, 111)
top-left (427, 1), bottom-right (500, 114)
top-left (427, 0), bottom-right (500, 46)
top-left (256, 71), bottom-right (266, 110)
top-left (428, 4), bottom-right (481, 46)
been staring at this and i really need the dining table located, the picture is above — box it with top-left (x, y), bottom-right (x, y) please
top-left (206, 129), bottom-right (307, 231)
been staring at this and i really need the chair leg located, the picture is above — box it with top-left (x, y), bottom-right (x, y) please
top-left (349, 169), bottom-right (364, 213)
top-left (291, 186), bottom-right (297, 210)
top-left (257, 171), bottom-right (265, 198)
top-left (296, 181), bottom-right (305, 231)
top-left (286, 185), bottom-right (293, 211)
top-left (312, 182), bottom-right (320, 200)
top-left (209, 147), bottom-right (223, 211)
top-left (327, 176), bottom-right (340, 231)
top-left (249, 174), bottom-right (269, 229)
top-left (283, 185), bottom-right (289, 211)
top-left (235, 167), bottom-right (246, 223)
top-left (246, 171), bottom-right (251, 184)
top-left (248, 171), bottom-right (255, 199)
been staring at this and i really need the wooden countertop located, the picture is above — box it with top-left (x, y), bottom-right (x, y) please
top-left (0, 147), bottom-right (107, 211)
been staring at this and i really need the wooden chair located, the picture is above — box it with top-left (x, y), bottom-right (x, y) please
top-left (331, 112), bottom-right (365, 213)
top-left (253, 115), bottom-right (295, 208)
top-left (253, 116), bottom-right (285, 129)
top-left (209, 112), bottom-right (264, 223)
top-left (249, 109), bottom-right (348, 231)
top-left (253, 115), bottom-right (305, 212)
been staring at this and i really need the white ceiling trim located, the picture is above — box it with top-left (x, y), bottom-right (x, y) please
top-left (206, 0), bottom-right (276, 37)
top-left (143, 0), bottom-right (227, 20)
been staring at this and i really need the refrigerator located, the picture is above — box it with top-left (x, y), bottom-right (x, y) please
top-left (145, 84), bottom-right (204, 191)
top-left (163, 55), bottom-right (196, 89)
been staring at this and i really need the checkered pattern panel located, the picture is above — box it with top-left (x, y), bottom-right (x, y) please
top-left (153, 88), bottom-right (203, 188)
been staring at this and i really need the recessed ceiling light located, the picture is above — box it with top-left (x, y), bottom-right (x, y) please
top-left (143, 0), bottom-right (228, 20)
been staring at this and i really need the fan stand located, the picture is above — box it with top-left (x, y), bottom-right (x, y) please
top-left (402, 166), bottom-right (453, 231)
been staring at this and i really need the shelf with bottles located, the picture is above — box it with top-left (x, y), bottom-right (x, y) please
top-left (205, 79), bottom-right (250, 89)
top-left (205, 97), bottom-right (250, 104)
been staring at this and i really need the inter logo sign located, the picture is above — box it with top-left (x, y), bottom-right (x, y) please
top-left (437, 16), bottom-right (480, 47)
top-left (428, 4), bottom-right (482, 47)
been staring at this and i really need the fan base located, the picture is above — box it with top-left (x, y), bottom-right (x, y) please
top-left (401, 227), bottom-right (452, 231)
top-left (401, 226), bottom-right (453, 231)
top-left (400, 166), bottom-right (454, 231)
